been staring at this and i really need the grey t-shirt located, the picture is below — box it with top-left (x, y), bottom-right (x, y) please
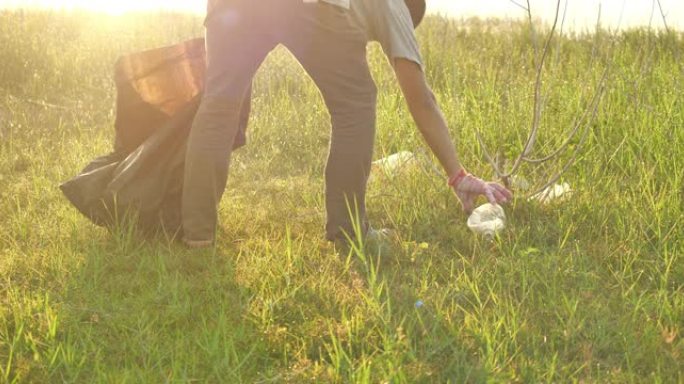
top-left (206, 0), bottom-right (423, 67)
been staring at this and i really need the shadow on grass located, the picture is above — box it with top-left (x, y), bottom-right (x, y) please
top-left (52, 229), bottom-right (270, 382)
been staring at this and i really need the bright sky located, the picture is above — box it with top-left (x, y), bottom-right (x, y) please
top-left (429, 0), bottom-right (683, 31)
top-left (1, 0), bottom-right (682, 31)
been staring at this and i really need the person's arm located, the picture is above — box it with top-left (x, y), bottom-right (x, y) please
top-left (393, 58), bottom-right (462, 177)
top-left (393, 58), bottom-right (512, 213)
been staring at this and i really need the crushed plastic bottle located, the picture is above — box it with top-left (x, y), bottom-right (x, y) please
top-left (467, 203), bottom-right (506, 239)
top-left (370, 151), bottom-right (417, 180)
top-left (530, 182), bottom-right (572, 204)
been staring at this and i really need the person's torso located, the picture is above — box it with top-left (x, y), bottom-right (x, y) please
top-left (205, 0), bottom-right (422, 66)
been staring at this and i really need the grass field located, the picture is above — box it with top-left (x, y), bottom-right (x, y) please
top-left (0, 9), bottom-right (682, 383)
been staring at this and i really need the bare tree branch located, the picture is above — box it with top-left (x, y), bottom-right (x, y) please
top-left (525, 81), bottom-right (606, 199)
top-left (523, 68), bottom-right (608, 164)
top-left (500, 0), bottom-right (563, 179)
top-left (473, 0), bottom-right (619, 195)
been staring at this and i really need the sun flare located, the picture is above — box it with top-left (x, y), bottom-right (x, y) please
top-left (2, 0), bottom-right (683, 30)
top-left (2, 0), bottom-right (204, 15)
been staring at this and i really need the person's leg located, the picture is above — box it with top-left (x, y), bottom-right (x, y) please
top-left (182, 1), bottom-right (277, 244)
top-left (282, 3), bottom-right (377, 242)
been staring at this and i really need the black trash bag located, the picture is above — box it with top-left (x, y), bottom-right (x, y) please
top-left (60, 38), bottom-right (250, 235)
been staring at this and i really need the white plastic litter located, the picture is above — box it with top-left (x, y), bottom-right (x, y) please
top-left (530, 182), bottom-right (572, 204)
top-left (371, 151), bottom-right (417, 179)
top-left (467, 203), bottom-right (506, 239)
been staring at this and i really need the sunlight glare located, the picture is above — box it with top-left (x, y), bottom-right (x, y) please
top-left (2, 0), bottom-right (204, 15)
top-left (2, 0), bottom-right (682, 30)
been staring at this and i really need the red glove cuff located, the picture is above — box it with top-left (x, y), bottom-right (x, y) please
top-left (447, 169), bottom-right (468, 188)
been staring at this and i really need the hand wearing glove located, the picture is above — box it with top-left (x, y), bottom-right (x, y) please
top-left (449, 169), bottom-right (513, 214)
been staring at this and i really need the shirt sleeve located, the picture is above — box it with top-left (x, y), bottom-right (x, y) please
top-left (373, 0), bottom-right (423, 68)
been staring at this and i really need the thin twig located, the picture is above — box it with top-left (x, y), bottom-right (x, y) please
top-left (590, 3), bottom-right (603, 66)
top-left (634, 1), bottom-right (659, 112)
top-left (655, 0), bottom-right (670, 31)
top-left (525, 0), bottom-right (538, 62)
top-left (7, 94), bottom-right (71, 111)
top-left (648, 0), bottom-right (657, 29)
top-left (656, 0), bottom-right (681, 72)
top-left (554, 0), bottom-right (569, 66)
top-left (508, 0), bottom-right (528, 12)
top-left (417, 148), bottom-right (445, 180)
top-left (475, 129), bottom-right (502, 177)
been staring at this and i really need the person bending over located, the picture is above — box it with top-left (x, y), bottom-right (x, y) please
top-left (182, 0), bottom-right (513, 248)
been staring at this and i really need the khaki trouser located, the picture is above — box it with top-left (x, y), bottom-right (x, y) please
top-left (182, 0), bottom-right (377, 242)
